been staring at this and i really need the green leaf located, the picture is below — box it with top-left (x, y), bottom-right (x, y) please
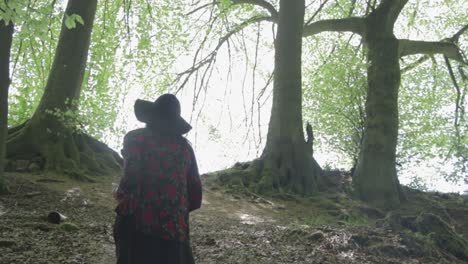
top-left (64, 14), bottom-right (76, 29)
top-left (64, 14), bottom-right (84, 29)
top-left (74, 14), bottom-right (84, 25)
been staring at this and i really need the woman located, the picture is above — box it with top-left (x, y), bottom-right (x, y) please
top-left (113, 94), bottom-right (202, 264)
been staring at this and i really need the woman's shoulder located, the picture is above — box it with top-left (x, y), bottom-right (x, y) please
top-left (176, 136), bottom-right (192, 149)
top-left (177, 138), bottom-right (196, 159)
top-left (124, 128), bottom-right (150, 143)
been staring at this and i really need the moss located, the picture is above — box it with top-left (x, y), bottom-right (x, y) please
top-left (60, 223), bottom-right (79, 232)
top-left (309, 196), bottom-right (341, 210)
top-left (255, 172), bottom-right (274, 193)
top-left (79, 152), bottom-right (101, 173)
top-left (429, 233), bottom-right (468, 261)
top-left (7, 120), bottom-right (122, 180)
top-left (415, 213), bottom-right (468, 261)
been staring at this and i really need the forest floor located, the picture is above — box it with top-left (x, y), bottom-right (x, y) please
top-left (0, 171), bottom-right (467, 264)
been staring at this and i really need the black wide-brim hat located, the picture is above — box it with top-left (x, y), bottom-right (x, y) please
top-left (134, 94), bottom-right (192, 135)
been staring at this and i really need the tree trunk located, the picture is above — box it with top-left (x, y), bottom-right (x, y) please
top-left (258, 0), bottom-right (322, 195)
top-left (0, 18), bottom-right (14, 191)
top-left (33, 0), bottom-right (96, 119)
top-left (6, 0), bottom-right (122, 177)
top-left (353, 1), bottom-right (404, 208)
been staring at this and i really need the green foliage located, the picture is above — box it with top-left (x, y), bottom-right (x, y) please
top-left (219, 0), bottom-right (232, 11)
top-left (0, 2), bottom-right (13, 24)
top-left (8, 0), bottom-right (62, 125)
top-left (303, 35), bottom-right (366, 168)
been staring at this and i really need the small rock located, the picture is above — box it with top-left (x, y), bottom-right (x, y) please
top-left (274, 204), bottom-right (286, 210)
top-left (47, 211), bottom-right (67, 224)
top-left (28, 162), bottom-right (41, 172)
top-left (82, 199), bottom-right (92, 207)
top-left (24, 191), bottom-right (41, 198)
top-left (308, 231), bottom-right (325, 242)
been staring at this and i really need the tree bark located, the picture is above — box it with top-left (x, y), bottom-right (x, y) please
top-left (353, 1), bottom-right (406, 208)
top-left (259, 0), bottom-right (322, 195)
top-left (6, 0), bottom-right (122, 177)
top-left (0, 18), bottom-right (14, 191)
top-left (33, 0), bottom-right (97, 124)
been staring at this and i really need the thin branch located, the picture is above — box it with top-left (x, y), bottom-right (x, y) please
top-left (186, 2), bottom-right (215, 16)
top-left (444, 55), bottom-right (462, 128)
top-left (365, 0), bottom-right (377, 15)
top-left (303, 17), bottom-right (365, 37)
top-left (175, 15), bottom-right (273, 92)
top-left (11, 39), bottom-right (22, 78)
top-left (250, 23), bottom-right (261, 149)
top-left (257, 72), bottom-right (273, 101)
top-left (348, 0), bottom-right (357, 17)
top-left (232, 0), bottom-right (278, 20)
top-left (401, 54), bottom-right (430, 73)
top-left (305, 0), bottom-right (330, 26)
top-left (449, 23), bottom-right (468, 43)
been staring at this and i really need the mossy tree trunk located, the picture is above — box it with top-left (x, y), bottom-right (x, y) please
top-left (0, 17), bottom-right (14, 191)
top-left (353, 0), bottom-right (408, 208)
top-left (7, 0), bottom-right (122, 177)
top-left (256, 0), bottom-right (322, 195)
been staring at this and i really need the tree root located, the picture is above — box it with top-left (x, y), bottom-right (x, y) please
top-left (6, 121), bottom-right (122, 178)
top-left (206, 152), bottom-right (323, 196)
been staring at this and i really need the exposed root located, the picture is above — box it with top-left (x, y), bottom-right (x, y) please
top-left (6, 121), bottom-right (122, 178)
top-left (205, 152), bottom-right (323, 196)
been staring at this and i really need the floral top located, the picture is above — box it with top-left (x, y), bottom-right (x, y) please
top-left (115, 128), bottom-right (202, 242)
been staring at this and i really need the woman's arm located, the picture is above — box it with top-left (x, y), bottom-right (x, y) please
top-left (115, 131), bottom-right (143, 213)
top-left (187, 145), bottom-right (202, 212)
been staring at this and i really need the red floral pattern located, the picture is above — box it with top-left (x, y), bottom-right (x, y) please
top-left (115, 128), bottom-right (202, 242)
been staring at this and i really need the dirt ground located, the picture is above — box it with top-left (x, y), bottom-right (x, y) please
top-left (0, 172), bottom-right (467, 264)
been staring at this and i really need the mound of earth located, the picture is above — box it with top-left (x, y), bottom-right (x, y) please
top-left (0, 171), bottom-right (467, 263)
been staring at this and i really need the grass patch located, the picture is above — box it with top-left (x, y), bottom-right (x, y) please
top-left (341, 211), bottom-right (369, 226)
top-left (302, 214), bottom-right (336, 226)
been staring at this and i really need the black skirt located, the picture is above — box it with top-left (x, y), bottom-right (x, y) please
top-left (113, 214), bottom-right (195, 264)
